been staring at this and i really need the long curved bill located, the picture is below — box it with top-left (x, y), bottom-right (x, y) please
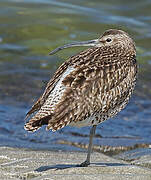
top-left (49, 39), bottom-right (100, 55)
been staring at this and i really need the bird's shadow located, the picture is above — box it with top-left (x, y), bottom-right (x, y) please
top-left (35, 162), bottom-right (128, 172)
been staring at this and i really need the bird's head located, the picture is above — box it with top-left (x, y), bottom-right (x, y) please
top-left (49, 29), bottom-right (136, 56)
top-left (98, 29), bottom-right (135, 52)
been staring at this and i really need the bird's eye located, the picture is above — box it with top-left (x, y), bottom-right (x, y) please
top-left (106, 38), bottom-right (112, 42)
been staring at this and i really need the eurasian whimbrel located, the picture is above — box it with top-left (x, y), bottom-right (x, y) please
top-left (24, 29), bottom-right (137, 167)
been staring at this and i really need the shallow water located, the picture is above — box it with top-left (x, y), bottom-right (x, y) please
top-left (0, 0), bottom-right (151, 153)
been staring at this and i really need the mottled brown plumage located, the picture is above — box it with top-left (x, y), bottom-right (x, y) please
top-left (24, 29), bottom-right (137, 166)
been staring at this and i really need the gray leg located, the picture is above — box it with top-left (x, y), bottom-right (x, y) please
top-left (79, 125), bottom-right (97, 167)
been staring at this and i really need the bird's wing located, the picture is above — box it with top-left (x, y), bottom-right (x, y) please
top-left (25, 47), bottom-right (137, 132)
top-left (46, 61), bottom-right (134, 131)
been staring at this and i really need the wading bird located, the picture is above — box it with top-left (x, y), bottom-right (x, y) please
top-left (25, 29), bottom-right (137, 167)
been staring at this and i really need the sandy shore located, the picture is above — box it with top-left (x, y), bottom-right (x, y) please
top-left (0, 147), bottom-right (151, 180)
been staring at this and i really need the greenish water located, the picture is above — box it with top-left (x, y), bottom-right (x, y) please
top-left (0, 0), bottom-right (151, 152)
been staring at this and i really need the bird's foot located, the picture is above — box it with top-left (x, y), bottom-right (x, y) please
top-left (78, 160), bottom-right (90, 167)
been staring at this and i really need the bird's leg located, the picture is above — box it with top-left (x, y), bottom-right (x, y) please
top-left (79, 125), bottom-right (97, 167)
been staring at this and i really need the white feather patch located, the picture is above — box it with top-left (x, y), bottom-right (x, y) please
top-left (40, 66), bottom-right (75, 114)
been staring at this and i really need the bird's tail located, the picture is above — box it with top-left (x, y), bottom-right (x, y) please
top-left (24, 115), bottom-right (51, 132)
